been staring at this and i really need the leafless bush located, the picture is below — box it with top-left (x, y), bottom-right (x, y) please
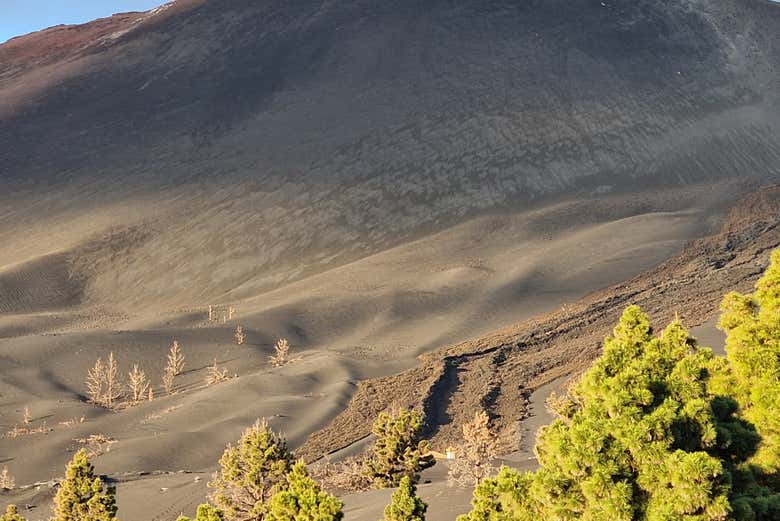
top-left (4, 425), bottom-right (25, 439)
top-left (206, 359), bottom-right (230, 386)
top-left (447, 410), bottom-right (498, 488)
top-left (104, 353), bottom-right (123, 407)
top-left (141, 404), bottom-right (182, 424)
top-left (208, 305), bottom-right (236, 323)
top-left (466, 257), bottom-right (486, 270)
top-left (4, 421), bottom-right (51, 439)
top-left (545, 377), bottom-right (581, 423)
top-left (162, 369), bottom-right (175, 395)
top-left (269, 338), bottom-right (291, 367)
top-left (58, 417), bottom-right (86, 428)
top-left (86, 358), bottom-right (105, 405)
top-left (163, 340), bottom-right (185, 394)
top-left (85, 353), bottom-right (123, 408)
top-left (234, 325), bottom-right (246, 345)
top-left (546, 390), bottom-right (578, 423)
top-left (309, 455), bottom-right (373, 494)
top-left (168, 340), bottom-right (185, 375)
top-left (75, 433), bottom-right (117, 457)
top-left (0, 466), bottom-right (15, 490)
top-left (128, 363), bottom-right (150, 403)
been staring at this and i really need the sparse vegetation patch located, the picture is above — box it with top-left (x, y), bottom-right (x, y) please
top-left (269, 338), bottom-right (290, 367)
top-left (447, 410), bottom-right (498, 488)
top-left (364, 407), bottom-right (434, 488)
top-left (0, 466), bottom-right (15, 490)
top-left (206, 359), bottom-right (230, 386)
top-left (163, 340), bottom-right (185, 395)
top-left (86, 352), bottom-right (123, 409)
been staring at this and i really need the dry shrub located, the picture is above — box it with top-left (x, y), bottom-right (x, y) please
top-left (309, 455), bottom-right (373, 494)
top-left (206, 359), bottom-right (230, 386)
top-left (234, 325), bottom-right (246, 345)
top-left (0, 466), bottom-right (15, 490)
top-left (163, 340), bottom-right (185, 395)
top-left (75, 434), bottom-right (117, 457)
top-left (86, 352), bottom-right (123, 408)
top-left (4, 426), bottom-right (25, 439)
top-left (59, 417), bottom-right (86, 428)
top-left (161, 369), bottom-right (175, 395)
top-left (466, 257), bottom-right (486, 270)
top-left (4, 421), bottom-right (51, 439)
top-left (141, 404), bottom-right (182, 424)
top-left (270, 338), bottom-right (291, 367)
top-left (545, 379), bottom-right (580, 422)
top-left (85, 358), bottom-right (105, 404)
top-left (128, 364), bottom-right (150, 403)
top-left (208, 305), bottom-right (236, 323)
top-left (168, 340), bottom-right (185, 375)
top-left (104, 352), bottom-right (123, 408)
top-left (447, 410), bottom-right (498, 488)
top-left (546, 390), bottom-right (579, 423)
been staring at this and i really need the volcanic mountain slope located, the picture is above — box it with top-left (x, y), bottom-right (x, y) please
top-left (300, 185), bottom-right (780, 462)
top-left (1, 0), bottom-right (780, 518)
top-left (1, 188), bottom-right (777, 521)
top-left (1, 0), bottom-right (779, 310)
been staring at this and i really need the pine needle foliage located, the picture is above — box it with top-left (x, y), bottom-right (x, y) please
top-left (0, 505), bottom-right (26, 521)
top-left (364, 407), bottom-right (434, 488)
top-left (177, 505), bottom-right (225, 521)
top-left (209, 419), bottom-right (294, 521)
top-left (52, 449), bottom-right (119, 521)
top-left (716, 249), bottom-right (780, 472)
top-left (709, 249), bottom-right (780, 519)
top-left (459, 467), bottom-right (532, 521)
top-left (266, 461), bottom-right (344, 521)
top-left (383, 476), bottom-right (427, 521)
top-left (460, 270), bottom-right (780, 521)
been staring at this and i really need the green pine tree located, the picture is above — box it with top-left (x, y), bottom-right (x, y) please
top-left (51, 449), bottom-right (119, 521)
top-left (177, 504), bottom-right (224, 521)
top-left (209, 419), bottom-right (294, 521)
top-left (458, 467), bottom-right (533, 521)
top-left (382, 476), bottom-right (427, 521)
top-left (266, 461), bottom-right (343, 521)
top-left (1, 505), bottom-right (26, 521)
top-left (717, 249), bottom-right (780, 472)
top-left (364, 408), bottom-right (435, 488)
top-left (460, 294), bottom-right (780, 521)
